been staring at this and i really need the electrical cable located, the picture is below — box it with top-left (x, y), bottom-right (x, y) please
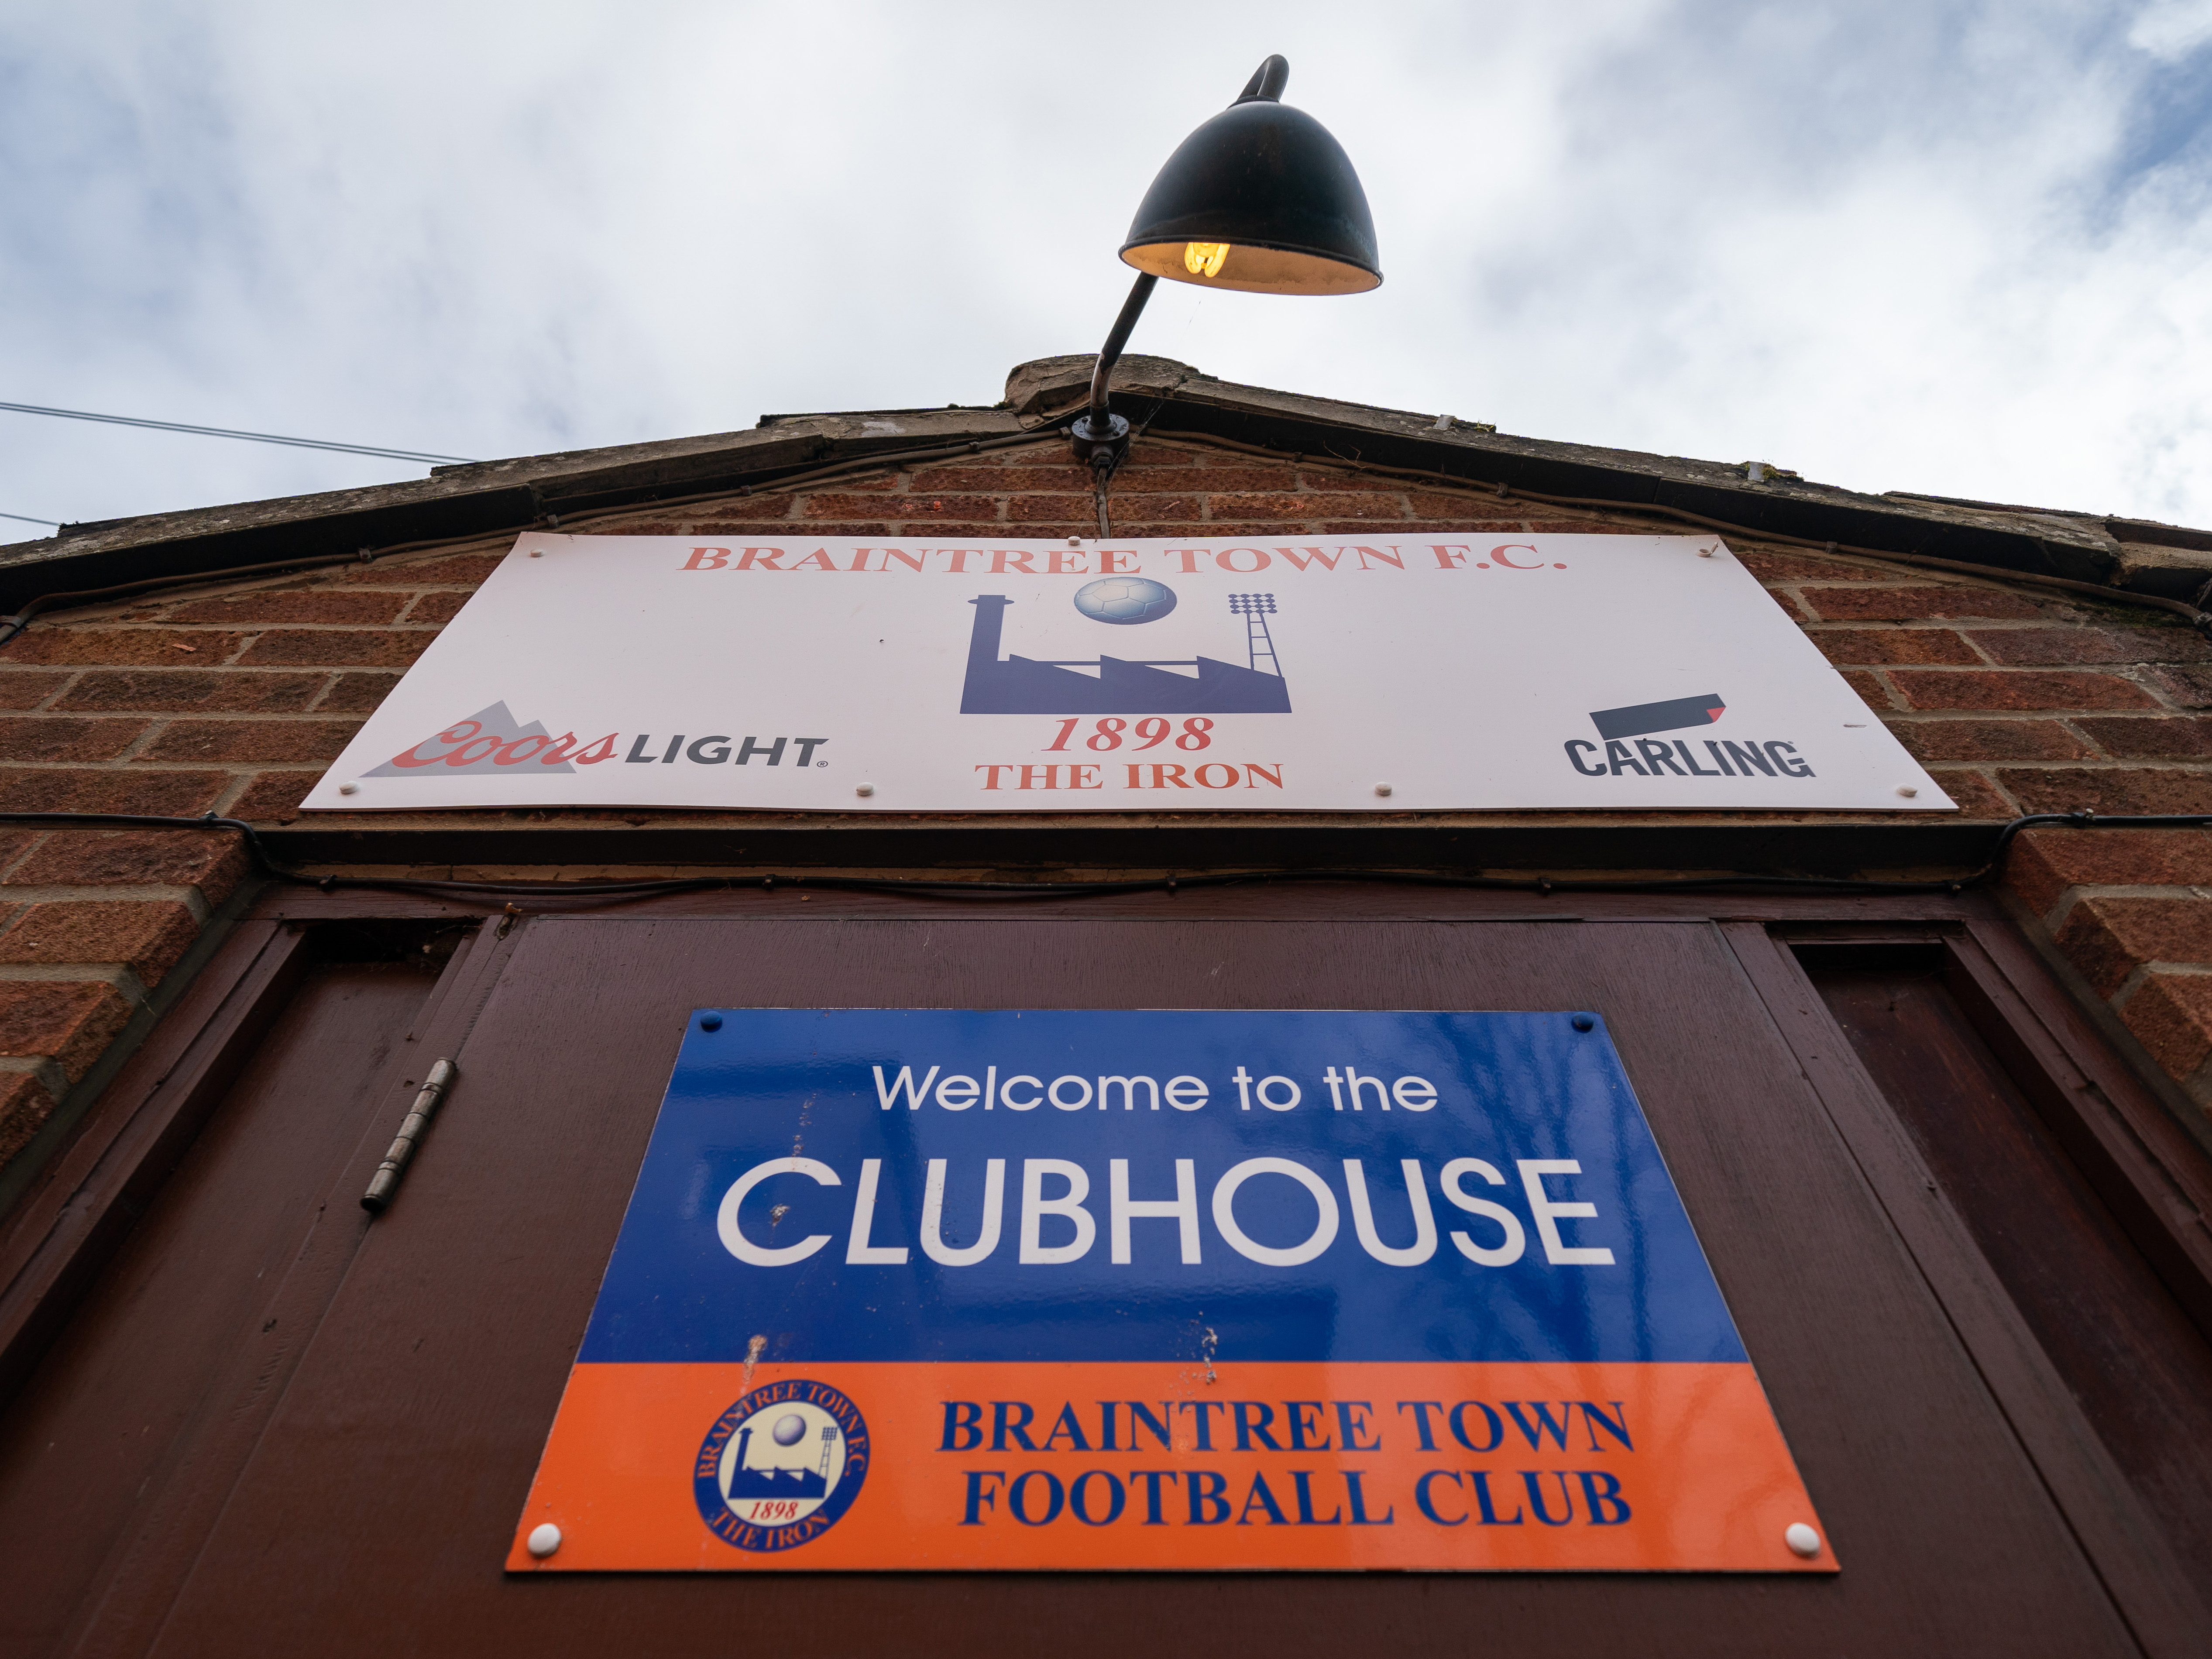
top-left (0, 549), bottom-right (387, 647)
top-left (1158, 429), bottom-right (2212, 636)
top-left (0, 512), bottom-right (58, 529)
top-left (0, 431), bottom-right (1054, 648)
top-left (0, 400), bottom-right (476, 465)
top-left (0, 808), bottom-right (2198, 910)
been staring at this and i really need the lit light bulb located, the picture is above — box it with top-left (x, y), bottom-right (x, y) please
top-left (1184, 241), bottom-right (1231, 278)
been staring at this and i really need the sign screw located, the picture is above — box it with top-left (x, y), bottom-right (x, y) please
top-left (699, 1014), bottom-right (723, 1031)
top-left (529, 548), bottom-right (544, 558)
top-left (855, 782), bottom-right (876, 797)
top-left (1374, 782), bottom-right (1393, 797)
top-left (1571, 1013), bottom-right (1595, 1032)
top-left (338, 782), bottom-right (360, 795)
top-left (1896, 785), bottom-right (1918, 798)
top-left (1784, 1522), bottom-right (1822, 1558)
top-left (526, 1523), bottom-right (563, 1558)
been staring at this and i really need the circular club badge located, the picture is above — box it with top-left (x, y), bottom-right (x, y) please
top-left (694, 1380), bottom-right (869, 1552)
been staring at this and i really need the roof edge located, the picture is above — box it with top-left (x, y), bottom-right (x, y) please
top-left (2, 359), bottom-right (2204, 615)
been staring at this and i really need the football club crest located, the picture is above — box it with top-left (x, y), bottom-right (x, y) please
top-left (692, 1380), bottom-right (870, 1552)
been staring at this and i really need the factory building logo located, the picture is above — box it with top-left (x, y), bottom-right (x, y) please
top-left (961, 584), bottom-right (1292, 715)
top-left (693, 1380), bottom-right (870, 1553)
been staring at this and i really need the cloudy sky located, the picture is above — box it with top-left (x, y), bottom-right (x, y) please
top-left (3, 0), bottom-right (2210, 540)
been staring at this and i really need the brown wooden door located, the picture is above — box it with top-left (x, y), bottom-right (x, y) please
top-left (4, 901), bottom-right (2210, 1658)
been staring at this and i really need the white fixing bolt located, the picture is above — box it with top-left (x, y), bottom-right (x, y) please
top-left (1374, 783), bottom-right (1394, 797)
top-left (527, 1522), bottom-right (563, 1558)
top-left (1784, 1522), bottom-right (1822, 1558)
top-left (338, 782), bottom-right (360, 795)
top-left (1068, 537), bottom-right (1081, 547)
top-left (529, 548), bottom-right (543, 558)
top-left (1698, 546), bottom-right (1715, 557)
top-left (1897, 785), bottom-right (1919, 798)
top-left (855, 783), bottom-right (875, 797)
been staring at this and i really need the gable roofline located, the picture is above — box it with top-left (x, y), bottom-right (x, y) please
top-left (3, 357), bottom-right (2207, 617)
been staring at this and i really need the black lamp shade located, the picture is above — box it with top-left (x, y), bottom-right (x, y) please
top-left (1120, 98), bottom-right (1380, 295)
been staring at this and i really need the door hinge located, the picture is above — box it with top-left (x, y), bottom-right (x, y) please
top-left (361, 1058), bottom-right (457, 1215)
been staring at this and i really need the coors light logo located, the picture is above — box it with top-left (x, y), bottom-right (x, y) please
top-left (367, 702), bottom-right (615, 776)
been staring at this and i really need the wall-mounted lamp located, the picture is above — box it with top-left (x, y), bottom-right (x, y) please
top-left (1070, 55), bottom-right (1380, 476)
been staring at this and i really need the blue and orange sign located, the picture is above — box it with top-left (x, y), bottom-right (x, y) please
top-left (509, 1010), bottom-right (1834, 1572)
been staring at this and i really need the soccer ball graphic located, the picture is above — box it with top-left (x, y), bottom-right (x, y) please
top-left (1072, 577), bottom-right (1178, 625)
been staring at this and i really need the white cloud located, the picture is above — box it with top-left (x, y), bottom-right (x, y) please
top-left (1, 0), bottom-right (2209, 536)
top-left (2130, 0), bottom-right (2212, 61)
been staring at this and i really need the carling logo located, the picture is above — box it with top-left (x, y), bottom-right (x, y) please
top-left (367, 702), bottom-right (615, 776)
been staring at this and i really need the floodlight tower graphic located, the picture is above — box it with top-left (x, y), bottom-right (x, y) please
top-left (819, 1424), bottom-right (839, 1480)
top-left (1229, 593), bottom-right (1281, 676)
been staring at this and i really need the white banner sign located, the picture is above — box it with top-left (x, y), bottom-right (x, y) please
top-left (304, 531), bottom-right (1950, 814)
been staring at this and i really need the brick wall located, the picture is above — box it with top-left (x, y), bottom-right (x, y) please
top-left (3, 433), bottom-right (2212, 1160)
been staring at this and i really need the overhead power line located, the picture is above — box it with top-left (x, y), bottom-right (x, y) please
top-left (0, 510), bottom-right (58, 527)
top-left (0, 400), bottom-right (479, 465)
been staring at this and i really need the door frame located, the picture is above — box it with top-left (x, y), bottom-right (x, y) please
top-left (4, 881), bottom-right (2209, 1656)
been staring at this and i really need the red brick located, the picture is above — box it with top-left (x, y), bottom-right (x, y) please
top-left (5, 828), bottom-right (251, 903)
top-left (398, 591), bottom-right (471, 625)
top-left (0, 767), bottom-right (226, 816)
top-left (226, 770), bottom-right (318, 823)
top-left (1889, 670), bottom-right (2155, 711)
top-left (1014, 494), bottom-right (1201, 525)
top-left (234, 630), bottom-right (433, 669)
top-left (1924, 769), bottom-right (2016, 819)
top-left (1893, 720), bottom-right (2091, 762)
top-left (584, 519), bottom-right (686, 534)
top-left (1997, 769), bottom-right (2212, 817)
top-left (1735, 550), bottom-right (1887, 583)
top-left (52, 669), bottom-right (324, 713)
top-left (0, 671), bottom-right (68, 708)
top-left (318, 673), bottom-right (402, 713)
top-left (1209, 494), bottom-right (1407, 522)
top-left (1185, 467), bottom-right (1307, 492)
top-left (914, 464), bottom-right (1070, 491)
top-left (971, 525), bottom-right (1090, 542)
top-left (2055, 896), bottom-right (2212, 995)
top-left (334, 552), bottom-right (503, 586)
top-left (1801, 586), bottom-right (2040, 622)
top-left (1521, 519), bottom-right (1651, 534)
top-left (161, 589), bottom-right (407, 625)
top-left (1975, 626), bottom-right (2212, 667)
top-left (2074, 717), bottom-right (2212, 758)
top-left (0, 830), bottom-right (36, 874)
top-left (807, 472), bottom-right (903, 493)
top-left (1810, 628), bottom-right (1979, 666)
top-left (135, 718), bottom-right (361, 764)
top-left (1394, 489), bottom-right (1492, 518)
top-left (3, 629), bottom-right (250, 666)
top-left (1841, 669), bottom-right (1894, 708)
top-left (809, 493), bottom-right (996, 522)
top-left (2146, 666), bottom-right (2212, 707)
top-left (0, 980), bottom-right (131, 1081)
top-left (2003, 826), bottom-right (2212, 915)
top-left (1299, 470), bottom-right (1405, 494)
top-left (0, 1070), bottom-right (57, 1165)
top-left (1003, 495), bottom-right (1098, 523)
top-left (0, 717), bottom-right (147, 762)
top-left (1006, 445), bottom-right (1120, 467)
top-left (0, 899), bottom-right (199, 985)
top-left (1114, 496), bottom-right (1209, 525)
top-left (2117, 972), bottom-right (2212, 1082)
